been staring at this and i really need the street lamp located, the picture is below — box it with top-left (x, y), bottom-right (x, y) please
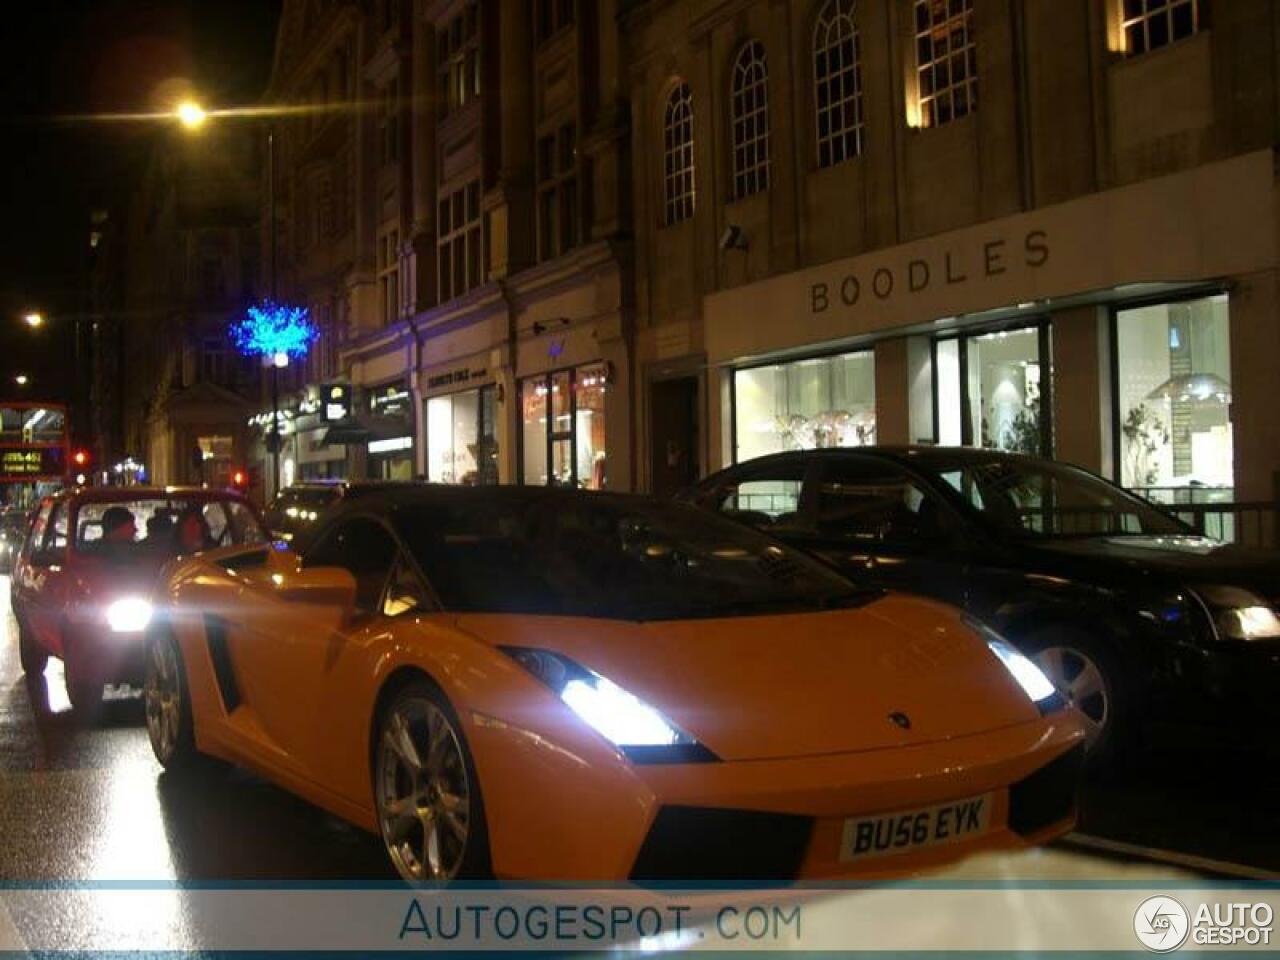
top-left (23, 313), bottom-right (44, 329)
top-left (14, 374), bottom-right (29, 386)
top-left (176, 100), bottom-right (207, 131)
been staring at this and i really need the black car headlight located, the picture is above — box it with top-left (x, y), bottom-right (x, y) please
top-left (499, 647), bottom-right (717, 763)
top-left (1193, 586), bottom-right (1280, 642)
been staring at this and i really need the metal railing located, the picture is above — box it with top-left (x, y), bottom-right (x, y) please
top-left (1132, 486), bottom-right (1279, 548)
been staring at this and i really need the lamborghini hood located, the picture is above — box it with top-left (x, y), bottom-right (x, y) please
top-left (456, 595), bottom-right (1042, 762)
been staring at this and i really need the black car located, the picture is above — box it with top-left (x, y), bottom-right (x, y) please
top-left (683, 447), bottom-right (1280, 763)
top-left (263, 482), bottom-right (350, 544)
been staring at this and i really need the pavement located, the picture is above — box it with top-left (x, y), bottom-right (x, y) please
top-left (0, 576), bottom-right (1274, 890)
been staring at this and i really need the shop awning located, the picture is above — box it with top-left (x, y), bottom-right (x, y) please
top-left (320, 414), bottom-right (408, 446)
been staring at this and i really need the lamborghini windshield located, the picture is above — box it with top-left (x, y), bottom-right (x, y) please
top-left (394, 493), bottom-right (870, 620)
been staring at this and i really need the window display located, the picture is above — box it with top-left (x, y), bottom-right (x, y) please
top-left (426, 386), bottom-right (498, 485)
top-left (519, 362), bottom-right (608, 489)
top-left (732, 351), bottom-right (875, 462)
top-left (966, 327), bottom-right (1046, 456)
top-left (1116, 294), bottom-right (1232, 498)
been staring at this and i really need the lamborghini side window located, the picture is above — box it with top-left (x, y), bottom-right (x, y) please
top-left (382, 554), bottom-right (432, 617)
top-left (304, 518), bottom-right (398, 614)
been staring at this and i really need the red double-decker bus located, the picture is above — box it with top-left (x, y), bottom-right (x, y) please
top-left (0, 401), bottom-right (70, 509)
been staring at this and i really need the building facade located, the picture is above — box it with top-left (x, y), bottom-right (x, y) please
top-left (626, 0), bottom-right (1280, 519)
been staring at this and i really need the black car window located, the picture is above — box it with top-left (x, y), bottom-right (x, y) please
top-left (918, 455), bottom-right (1184, 538)
top-left (710, 462), bottom-right (809, 531)
top-left (304, 517), bottom-right (399, 614)
top-left (814, 460), bottom-right (951, 547)
top-left (225, 501), bottom-right (269, 546)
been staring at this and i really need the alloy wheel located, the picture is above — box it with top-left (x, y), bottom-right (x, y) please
top-left (144, 635), bottom-right (182, 764)
top-left (375, 697), bottom-right (472, 882)
top-left (1032, 645), bottom-right (1110, 749)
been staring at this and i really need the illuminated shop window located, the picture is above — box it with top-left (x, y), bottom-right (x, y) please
top-left (1122, 0), bottom-right (1198, 56)
top-left (519, 363), bottom-right (608, 489)
top-left (425, 385), bottom-right (499, 485)
top-left (912, 0), bottom-right (977, 128)
top-left (733, 351), bottom-right (876, 463)
top-left (813, 0), bottom-right (863, 167)
top-left (731, 41), bottom-right (771, 197)
top-left (933, 324), bottom-right (1052, 457)
top-left (1115, 294), bottom-right (1232, 499)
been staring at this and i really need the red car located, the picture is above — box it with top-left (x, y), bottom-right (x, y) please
top-left (10, 486), bottom-right (269, 713)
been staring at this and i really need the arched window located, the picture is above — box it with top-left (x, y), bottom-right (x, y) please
top-left (730, 41), bottom-right (771, 200)
top-left (813, 0), bottom-right (864, 168)
top-left (662, 82), bottom-right (695, 225)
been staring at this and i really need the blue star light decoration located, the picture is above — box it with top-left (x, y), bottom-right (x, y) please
top-left (230, 300), bottom-right (318, 360)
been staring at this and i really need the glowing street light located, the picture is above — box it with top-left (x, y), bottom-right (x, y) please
top-left (14, 374), bottom-right (29, 386)
top-left (176, 100), bottom-right (207, 131)
top-left (23, 312), bottom-right (44, 329)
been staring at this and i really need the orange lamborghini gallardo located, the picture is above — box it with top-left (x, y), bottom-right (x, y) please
top-left (144, 486), bottom-right (1085, 883)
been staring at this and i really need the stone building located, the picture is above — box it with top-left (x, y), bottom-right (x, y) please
top-left (625, 0), bottom-right (1280, 515)
top-left (259, 0), bottom-right (633, 493)
top-left (252, 0), bottom-right (1280, 517)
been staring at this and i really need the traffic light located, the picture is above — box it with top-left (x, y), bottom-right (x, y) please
top-left (72, 449), bottom-right (90, 469)
top-left (231, 468), bottom-right (248, 489)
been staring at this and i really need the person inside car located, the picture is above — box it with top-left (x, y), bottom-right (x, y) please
top-left (101, 507), bottom-right (138, 544)
top-left (175, 506), bottom-right (213, 554)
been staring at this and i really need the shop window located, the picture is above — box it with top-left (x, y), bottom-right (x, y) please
top-left (813, 0), bottom-right (863, 168)
top-left (662, 82), bottom-right (695, 226)
top-left (425, 385), bottom-right (499, 485)
top-left (537, 123), bottom-right (578, 261)
top-left (519, 363), bottom-right (608, 489)
top-left (437, 3), bottom-right (480, 118)
top-left (912, 0), bottom-right (977, 129)
top-left (732, 351), bottom-right (875, 463)
top-left (731, 41), bottom-right (771, 198)
top-left (1115, 294), bottom-right (1232, 500)
top-left (438, 180), bottom-right (483, 303)
top-left (965, 327), bottom-right (1048, 456)
top-left (1122, 0), bottom-right (1198, 57)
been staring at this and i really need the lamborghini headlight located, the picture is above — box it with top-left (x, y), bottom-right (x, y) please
top-left (500, 647), bottom-right (714, 762)
top-left (105, 596), bottom-right (153, 633)
top-left (1195, 586), bottom-right (1280, 641)
top-left (965, 617), bottom-right (1058, 707)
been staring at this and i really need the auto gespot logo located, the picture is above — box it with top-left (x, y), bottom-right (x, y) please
top-left (1134, 896), bottom-right (1274, 951)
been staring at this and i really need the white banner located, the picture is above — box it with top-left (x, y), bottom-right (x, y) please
top-left (0, 886), bottom-right (1276, 953)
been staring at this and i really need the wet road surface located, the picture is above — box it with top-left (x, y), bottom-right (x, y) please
top-left (0, 576), bottom-right (1272, 890)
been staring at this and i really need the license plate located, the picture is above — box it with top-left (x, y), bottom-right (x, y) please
top-left (840, 793), bottom-right (993, 861)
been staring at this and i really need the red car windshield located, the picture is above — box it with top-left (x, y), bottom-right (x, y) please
top-left (73, 497), bottom-right (267, 558)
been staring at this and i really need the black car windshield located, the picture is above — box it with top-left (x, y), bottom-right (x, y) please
top-left (266, 487), bottom-right (342, 527)
top-left (920, 454), bottom-right (1185, 539)
top-left (393, 494), bottom-right (870, 620)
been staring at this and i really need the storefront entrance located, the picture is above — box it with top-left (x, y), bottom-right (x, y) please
top-left (649, 376), bottom-right (699, 498)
